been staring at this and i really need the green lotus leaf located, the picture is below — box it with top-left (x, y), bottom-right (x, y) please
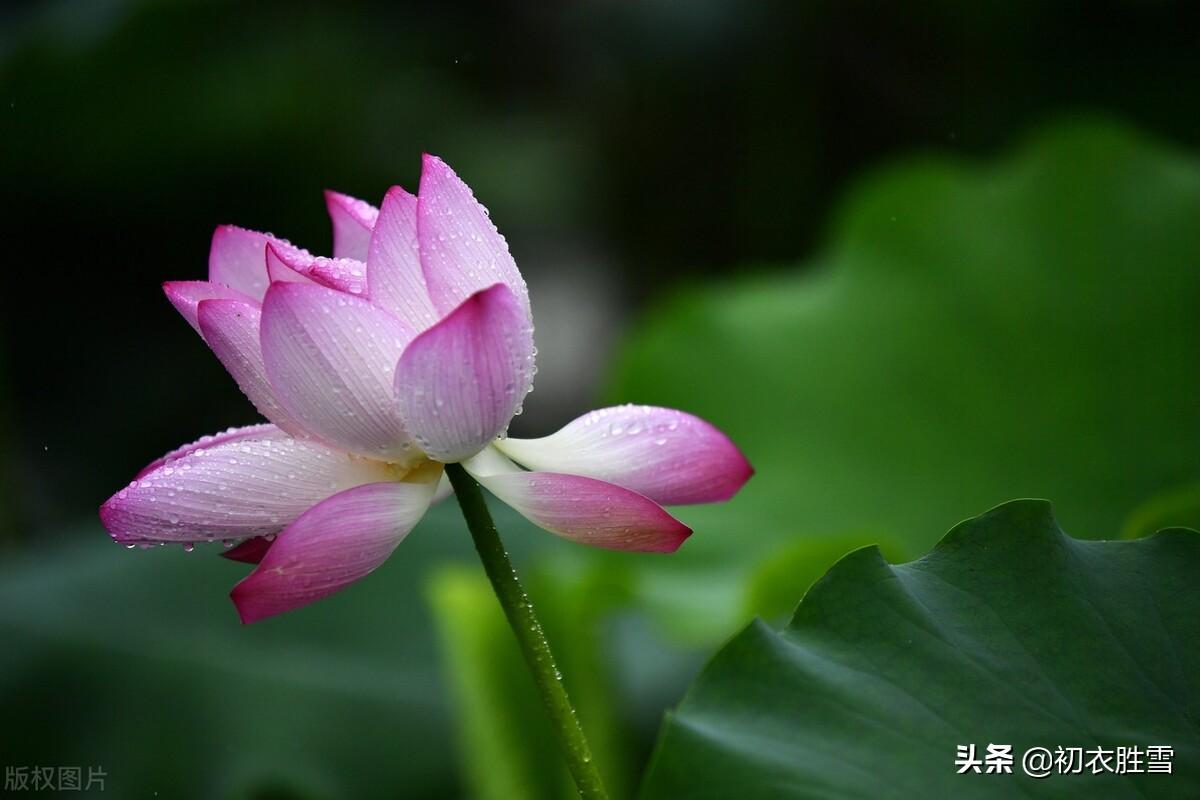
top-left (641, 500), bottom-right (1200, 799)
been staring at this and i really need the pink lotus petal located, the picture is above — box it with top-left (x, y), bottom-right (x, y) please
top-left (305, 257), bottom-right (369, 296)
top-left (163, 280), bottom-right (257, 335)
top-left (209, 226), bottom-right (312, 301)
top-left (196, 299), bottom-right (307, 435)
top-left (325, 190), bottom-right (379, 262)
top-left (230, 480), bottom-right (436, 623)
top-left (417, 155), bottom-right (531, 320)
top-left (261, 282), bottom-right (417, 461)
top-left (367, 186), bottom-right (438, 329)
top-left (265, 244), bottom-right (317, 285)
top-left (222, 536), bottom-right (273, 564)
top-left (100, 428), bottom-right (398, 544)
top-left (393, 284), bottom-right (534, 463)
top-left (267, 243), bottom-right (368, 296)
top-left (463, 448), bottom-right (690, 552)
top-left (495, 405), bottom-right (753, 505)
top-left (134, 423), bottom-right (277, 480)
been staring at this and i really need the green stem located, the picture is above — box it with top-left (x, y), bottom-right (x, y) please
top-left (445, 463), bottom-right (610, 800)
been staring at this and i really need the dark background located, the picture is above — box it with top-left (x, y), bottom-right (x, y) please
top-left (4, 0), bottom-right (1198, 541)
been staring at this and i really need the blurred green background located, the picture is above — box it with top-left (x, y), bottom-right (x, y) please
top-left (2, 1), bottom-right (1199, 797)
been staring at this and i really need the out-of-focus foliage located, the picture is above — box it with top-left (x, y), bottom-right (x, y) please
top-left (1122, 482), bottom-right (1200, 540)
top-left (0, 495), bottom-right (691, 799)
top-left (641, 500), bottom-right (1200, 799)
top-left (0, 501), bottom-right (588, 800)
top-left (606, 121), bottom-right (1200, 640)
top-left (741, 533), bottom-right (908, 628)
top-left (428, 567), bottom-right (572, 800)
top-left (427, 562), bottom-right (633, 800)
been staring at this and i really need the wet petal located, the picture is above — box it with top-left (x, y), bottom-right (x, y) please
top-left (209, 225), bottom-right (312, 300)
top-left (100, 427), bottom-right (398, 544)
top-left (417, 155), bottom-right (530, 319)
top-left (367, 186), bottom-right (438, 329)
top-left (163, 280), bottom-right (257, 335)
top-left (495, 405), bottom-right (753, 505)
top-left (261, 282), bottom-right (417, 461)
top-left (267, 242), bottom-right (368, 296)
top-left (325, 190), bottom-right (379, 261)
top-left (230, 480), bottom-right (436, 623)
top-left (393, 284), bottom-right (533, 463)
top-left (197, 299), bottom-right (307, 435)
top-left (134, 424), bottom-right (276, 480)
top-left (305, 258), bottom-right (369, 296)
top-left (265, 244), bottom-right (317, 285)
top-left (462, 447), bottom-right (690, 553)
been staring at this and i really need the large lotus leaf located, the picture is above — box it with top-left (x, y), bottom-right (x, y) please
top-left (605, 120), bottom-right (1200, 638)
top-left (640, 499), bottom-right (1200, 799)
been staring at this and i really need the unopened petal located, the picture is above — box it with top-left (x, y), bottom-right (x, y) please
top-left (266, 244), bottom-right (317, 285)
top-left (261, 282), bottom-right (417, 461)
top-left (230, 480), bottom-right (436, 623)
top-left (209, 225), bottom-right (312, 301)
top-left (100, 427), bottom-right (397, 544)
top-left (163, 280), bottom-right (257, 335)
top-left (325, 190), bottom-right (379, 262)
top-left (462, 448), bottom-right (690, 553)
top-left (367, 186), bottom-right (438, 329)
top-left (305, 258), bottom-right (369, 296)
top-left (417, 155), bottom-right (530, 319)
top-left (495, 405), bottom-right (753, 505)
top-left (393, 284), bottom-right (533, 463)
top-left (267, 243), bottom-right (368, 296)
top-left (197, 299), bottom-right (307, 435)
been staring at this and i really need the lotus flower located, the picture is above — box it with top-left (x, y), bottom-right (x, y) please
top-left (100, 156), bottom-right (753, 623)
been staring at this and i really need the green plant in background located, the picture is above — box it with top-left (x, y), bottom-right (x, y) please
top-left (602, 118), bottom-right (1200, 641)
top-left (428, 561), bottom-right (632, 800)
top-left (0, 504), bottom-right (496, 799)
top-left (436, 119), bottom-right (1200, 797)
top-left (3, 119), bottom-right (1199, 797)
top-left (1122, 482), bottom-right (1200, 540)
